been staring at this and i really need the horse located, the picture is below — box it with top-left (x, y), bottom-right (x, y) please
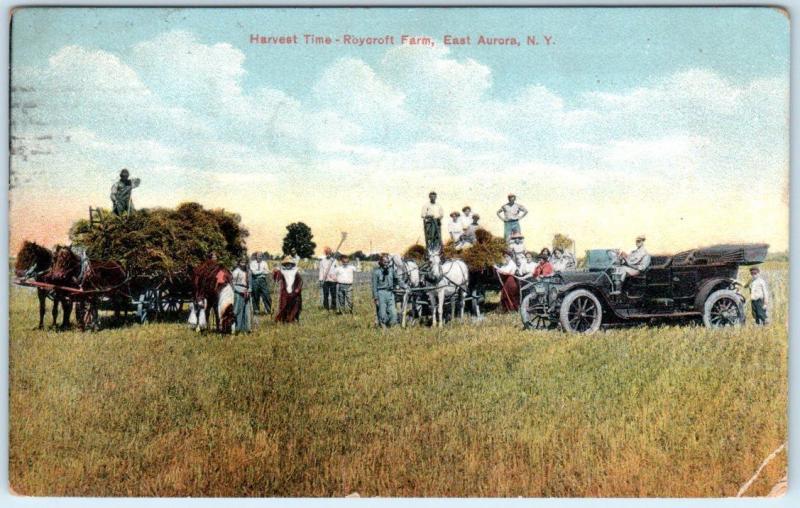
top-left (50, 245), bottom-right (128, 329)
top-left (425, 247), bottom-right (470, 327)
top-left (14, 241), bottom-right (72, 329)
top-left (390, 254), bottom-right (425, 325)
top-left (190, 260), bottom-right (235, 333)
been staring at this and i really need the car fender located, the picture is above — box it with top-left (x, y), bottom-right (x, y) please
top-left (694, 277), bottom-right (739, 311)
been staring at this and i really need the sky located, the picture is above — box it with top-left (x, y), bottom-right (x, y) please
top-left (9, 7), bottom-right (790, 257)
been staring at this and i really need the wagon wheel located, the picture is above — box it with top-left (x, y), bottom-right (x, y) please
top-left (137, 288), bottom-right (160, 324)
top-left (159, 288), bottom-right (183, 315)
top-left (519, 294), bottom-right (552, 330)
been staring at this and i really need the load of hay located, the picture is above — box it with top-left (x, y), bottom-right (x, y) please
top-left (403, 228), bottom-right (507, 272)
top-left (68, 202), bottom-right (248, 284)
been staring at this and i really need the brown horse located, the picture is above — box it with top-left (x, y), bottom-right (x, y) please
top-left (15, 241), bottom-right (73, 329)
top-left (191, 259), bottom-right (234, 333)
top-left (50, 245), bottom-right (128, 330)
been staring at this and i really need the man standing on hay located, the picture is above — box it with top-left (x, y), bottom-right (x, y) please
top-left (110, 168), bottom-right (140, 216)
top-left (274, 256), bottom-right (303, 323)
top-left (497, 193), bottom-right (528, 240)
top-left (249, 252), bottom-right (272, 315)
top-left (421, 191), bottom-right (443, 251)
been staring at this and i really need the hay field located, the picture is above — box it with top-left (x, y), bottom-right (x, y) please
top-left (8, 264), bottom-right (787, 497)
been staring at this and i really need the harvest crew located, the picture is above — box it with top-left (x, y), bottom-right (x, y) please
top-left (110, 168), bottom-right (141, 215)
top-left (335, 254), bottom-right (357, 314)
top-left (318, 247), bottom-right (338, 311)
top-left (497, 193), bottom-right (528, 240)
top-left (372, 254), bottom-right (402, 328)
top-left (747, 267), bottom-right (770, 325)
top-left (249, 252), bottom-right (272, 315)
top-left (421, 191), bottom-right (444, 251)
top-left (231, 257), bottom-right (252, 333)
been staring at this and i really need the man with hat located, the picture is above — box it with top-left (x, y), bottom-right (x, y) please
top-left (110, 168), bottom-right (141, 215)
top-left (273, 256), bottom-right (303, 323)
top-left (447, 211), bottom-right (464, 243)
top-left (249, 251), bottom-right (272, 315)
top-left (496, 193), bottom-right (528, 240)
top-left (335, 254), bottom-right (357, 314)
top-left (231, 257), bottom-right (252, 333)
top-left (612, 235), bottom-right (651, 294)
top-left (746, 266), bottom-right (770, 325)
top-left (421, 191), bottom-right (444, 251)
top-left (318, 246), bottom-right (338, 311)
top-left (507, 231), bottom-right (527, 268)
top-left (372, 254), bottom-right (402, 328)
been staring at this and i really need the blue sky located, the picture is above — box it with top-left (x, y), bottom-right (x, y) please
top-left (9, 7), bottom-right (790, 254)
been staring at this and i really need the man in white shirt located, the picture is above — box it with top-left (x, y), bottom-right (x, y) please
top-left (231, 257), bottom-right (252, 333)
top-left (747, 267), bottom-right (770, 325)
top-left (447, 211), bottom-right (464, 243)
top-left (249, 251), bottom-right (271, 315)
top-left (612, 235), bottom-right (651, 294)
top-left (335, 254), bottom-right (357, 314)
top-left (318, 247), bottom-right (338, 311)
top-left (507, 231), bottom-right (527, 268)
top-left (421, 191), bottom-right (444, 251)
top-left (496, 193), bottom-right (529, 240)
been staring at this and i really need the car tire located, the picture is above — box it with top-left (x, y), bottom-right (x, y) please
top-left (703, 289), bottom-right (745, 328)
top-left (559, 289), bottom-right (603, 334)
top-left (520, 293), bottom-right (552, 330)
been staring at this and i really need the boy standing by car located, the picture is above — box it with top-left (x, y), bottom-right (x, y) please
top-left (746, 266), bottom-right (770, 325)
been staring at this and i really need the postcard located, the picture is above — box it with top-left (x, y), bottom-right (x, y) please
top-left (8, 6), bottom-right (788, 497)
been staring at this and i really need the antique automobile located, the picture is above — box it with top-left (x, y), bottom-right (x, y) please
top-left (519, 243), bottom-right (769, 333)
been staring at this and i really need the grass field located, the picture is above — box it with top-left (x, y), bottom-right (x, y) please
top-left (9, 264), bottom-right (788, 497)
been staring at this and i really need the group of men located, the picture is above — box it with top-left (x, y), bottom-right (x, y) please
top-left (422, 191), bottom-right (529, 251)
top-left (317, 248), bottom-right (359, 314)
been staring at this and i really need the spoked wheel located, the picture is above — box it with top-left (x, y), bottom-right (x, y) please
top-left (559, 289), bottom-right (603, 334)
top-left (703, 289), bottom-right (745, 328)
top-left (520, 293), bottom-right (552, 330)
top-left (137, 288), bottom-right (160, 324)
top-left (160, 289), bottom-right (183, 315)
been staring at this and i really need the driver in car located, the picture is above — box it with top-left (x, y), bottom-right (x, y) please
top-left (611, 235), bottom-right (651, 294)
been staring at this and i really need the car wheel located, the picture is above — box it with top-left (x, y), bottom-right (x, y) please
top-left (703, 289), bottom-right (745, 328)
top-left (520, 293), bottom-right (552, 330)
top-left (559, 289), bottom-right (603, 334)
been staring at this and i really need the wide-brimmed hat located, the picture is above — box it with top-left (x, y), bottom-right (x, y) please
top-left (509, 231), bottom-right (524, 240)
top-left (281, 256), bottom-right (295, 265)
top-left (636, 235), bottom-right (646, 241)
top-left (507, 193), bottom-right (516, 198)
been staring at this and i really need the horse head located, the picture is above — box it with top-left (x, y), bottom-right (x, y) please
top-left (50, 245), bottom-right (81, 283)
top-left (15, 241), bottom-right (53, 278)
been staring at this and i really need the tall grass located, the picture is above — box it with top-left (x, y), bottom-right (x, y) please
top-left (8, 264), bottom-right (787, 496)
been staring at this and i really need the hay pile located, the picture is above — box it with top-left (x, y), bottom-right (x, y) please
top-left (68, 202), bottom-right (248, 281)
top-left (404, 228), bottom-right (507, 272)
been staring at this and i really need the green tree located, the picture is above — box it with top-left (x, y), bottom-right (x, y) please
top-left (282, 222), bottom-right (316, 259)
top-left (552, 233), bottom-right (574, 252)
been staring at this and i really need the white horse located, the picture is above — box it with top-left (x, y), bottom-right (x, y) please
top-left (426, 248), bottom-right (469, 327)
top-left (391, 254), bottom-right (422, 326)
